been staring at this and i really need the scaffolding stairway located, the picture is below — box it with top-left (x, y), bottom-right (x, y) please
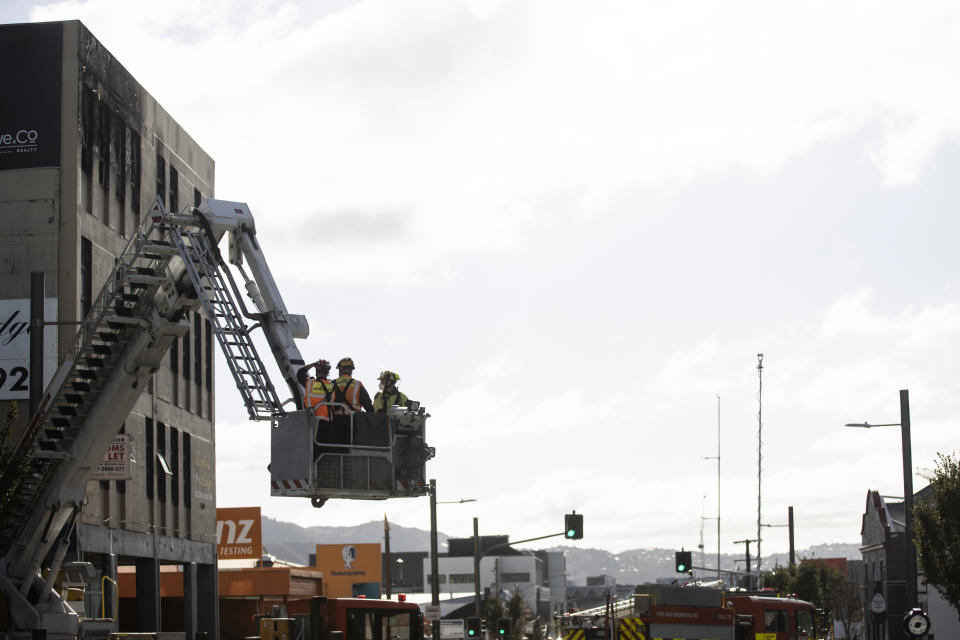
top-left (0, 208), bottom-right (178, 557)
top-left (167, 224), bottom-right (282, 420)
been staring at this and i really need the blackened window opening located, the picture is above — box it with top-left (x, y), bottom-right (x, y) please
top-left (157, 421), bottom-right (166, 504)
top-left (183, 433), bottom-right (192, 508)
top-left (80, 237), bottom-right (92, 320)
top-left (145, 418), bottom-right (154, 501)
top-left (171, 427), bottom-right (180, 506)
top-left (169, 165), bottom-right (179, 212)
top-left (204, 318), bottom-right (212, 393)
top-left (194, 312), bottom-right (202, 389)
top-left (155, 150), bottom-right (166, 207)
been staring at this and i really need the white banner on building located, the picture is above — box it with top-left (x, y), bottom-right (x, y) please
top-left (92, 434), bottom-right (132, 480)
top-left (0, 297), bottom-right (57, 400)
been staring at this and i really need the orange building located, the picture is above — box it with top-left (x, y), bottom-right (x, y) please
top-left (118, 565), bottom-right (324, 639)
top-left (313, 543), bottom-right (383, 598)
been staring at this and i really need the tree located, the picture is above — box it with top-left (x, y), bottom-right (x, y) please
top-left (483, 592), bottom-right (505, 636)
top-left (506, 589), bottom-right (525, 640)
top-left (913, 452), bottom-right (960, 622)
top-left (0, 401), bottom-right (32, 519)
top-left (762, 559), bottom-right (862, 639)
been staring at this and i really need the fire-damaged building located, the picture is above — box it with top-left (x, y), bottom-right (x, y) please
top-left (0, 20), bottom-right (217, 637)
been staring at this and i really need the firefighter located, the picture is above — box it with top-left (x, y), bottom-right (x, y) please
top-left (296, 359), bottom-right (334, 420)
top-left (332, 357), bottom-right (374, 414)
top-left (373, 370), bottom-right (408, 413)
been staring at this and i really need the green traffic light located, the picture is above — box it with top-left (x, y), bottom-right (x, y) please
top-left (566, 529), bottom-right (575, 538)
top-left (677, 563), bottom-right (687, 572)
top-left (468, 632), bottom-right (475, 637)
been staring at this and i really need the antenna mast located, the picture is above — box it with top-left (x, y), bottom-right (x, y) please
top-left (756, 353), bottom-right (764, 586)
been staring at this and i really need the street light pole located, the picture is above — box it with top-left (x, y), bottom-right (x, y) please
top-left (845, 388), bottom-right (918, 611)
top-left (900, 389), bottom-right (917, 610)
top-left (429, 479), bottom-right (439, 639)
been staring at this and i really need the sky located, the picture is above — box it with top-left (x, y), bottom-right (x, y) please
top-left (7, 0), bottom-right (960, 562)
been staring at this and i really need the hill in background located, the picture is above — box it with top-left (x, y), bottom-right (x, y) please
top-left (262, 517), bottom-right (860, 585)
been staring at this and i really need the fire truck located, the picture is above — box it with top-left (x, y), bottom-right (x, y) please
top-left (557, 585), bottom-right (817, 640)
top-left (0, 198), bottom-right (434, 639)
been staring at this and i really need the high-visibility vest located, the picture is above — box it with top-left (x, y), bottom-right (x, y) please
top-left (332, 376), bottom-right (364, 414)
top-left (373, 391), bottom-right (408, 413)
top-left (303, 377), bottom-right (334, 420)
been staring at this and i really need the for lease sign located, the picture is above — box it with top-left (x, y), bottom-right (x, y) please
top-left (216, 506), bottom-right (262, 561)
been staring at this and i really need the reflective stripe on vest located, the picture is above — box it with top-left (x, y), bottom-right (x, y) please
top-left (374, 391), bottom-right (408, 412)
top-left (303, 377), bottom-right (333, 420)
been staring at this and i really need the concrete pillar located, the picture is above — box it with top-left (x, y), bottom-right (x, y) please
top-left (103, 553), bottom-right (118, 621)
top-left (134, 557), bottom-right (160, 632)
top-left (183, 562), bottom-right (198, 640)
top-left (197, 562), bottom-right (219, 640)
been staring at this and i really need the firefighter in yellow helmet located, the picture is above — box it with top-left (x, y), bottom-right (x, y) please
top-left (331, 357), bottom-right (373, 414)
top-left (373, 371), bottom-right (409, 413)
top-left (296, 359), bottom-right (334, 420)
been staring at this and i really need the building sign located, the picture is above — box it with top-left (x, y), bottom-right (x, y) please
top-left (0, 298), bottom-right (58, 400)
top-left (0, 23), bottom-right (63, 171)
top-left (92, 434), bottom-right (131, 480)
top-left (314, 543), bottom-right (382, 598)
top-left (216, 506), bottom-right (262, 561)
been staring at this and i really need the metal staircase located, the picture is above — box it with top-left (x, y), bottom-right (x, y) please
top-left (0, 207), bottom-right (178, 557)
top-left (167, 224), bottom-right (283, 420)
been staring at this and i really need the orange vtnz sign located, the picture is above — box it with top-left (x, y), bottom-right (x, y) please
top-left (216, 507), bottom-right (262, 560)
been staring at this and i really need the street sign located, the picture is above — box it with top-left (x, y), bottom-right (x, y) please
top-left (439, 619), bottom-right (464, 639)
top-left (424, 605), bottom-right (440, 622)
top-left (870, 593), bottom-right (886, 614)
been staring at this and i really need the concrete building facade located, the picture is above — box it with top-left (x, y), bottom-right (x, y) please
top-left (0, 20), bottom-right (217, 638)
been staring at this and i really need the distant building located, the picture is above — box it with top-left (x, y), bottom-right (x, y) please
top-left (0, 19), bottom-right (216, 637)
top-left (860, 488), bottom-right (960, 640)
top-left (420, 536), bottom-right (563, 620)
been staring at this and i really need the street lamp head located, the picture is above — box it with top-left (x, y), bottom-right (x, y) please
top-left (844, 422), bottom-right (901, 429)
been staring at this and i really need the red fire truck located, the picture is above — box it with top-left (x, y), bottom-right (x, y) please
top-left (557, 585), bottom-right (817, 640)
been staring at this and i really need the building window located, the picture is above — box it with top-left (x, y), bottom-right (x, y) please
top-left (170, 339), bottom-right (179, 375)
top-left (156, 422), bottom-right (167, 503)
top-left (501, 573), bottom-right (530, 583)
top-left (169, 165), bottom-right (179, 212)
top-left (98, 105), bottom-right (110, 190)
top-left (183, 433), bottom-right (192, 508)
top-left (80, 237), bottom-right (92, 320)
top-left (426, 575), bottom-right (447, 584)
top-left (182, 324), bottom-right (191, 383)
top-left (449, 574), bottom-right (475, 584)
top-left (194, 312), bottom-right (202, 390)
top-left (130, 130), bottom-right (141, 219)
top-left (155, 150), bottom-right (166, 207)
top-left (170, 428), bottom-right (179, 506)
top-left (80, 85), bottom-right (95, 175)
top-left (204, 318), bottom-right (212, 393)
top-left (145, 418), bottom-right (154, 501)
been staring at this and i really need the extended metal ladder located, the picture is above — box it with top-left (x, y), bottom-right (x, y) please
top-left (0, 207), bottom-right (179, 556)
top-left (167, 222), bottom-right (282, 420)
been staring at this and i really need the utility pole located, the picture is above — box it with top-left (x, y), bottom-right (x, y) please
top-left (734, 539), bottom-right (756, 588)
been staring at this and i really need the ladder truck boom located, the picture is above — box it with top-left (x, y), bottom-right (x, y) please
top-left (0, 198), bottom-right (433, 639)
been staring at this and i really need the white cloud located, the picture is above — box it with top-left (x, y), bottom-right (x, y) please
top-left (29, 0), bottom-right (960, 284)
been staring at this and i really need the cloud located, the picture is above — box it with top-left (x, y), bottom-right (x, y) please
top-left (29, 0), bottom-right (960, 284)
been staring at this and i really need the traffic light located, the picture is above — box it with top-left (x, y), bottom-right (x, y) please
top-left (675, 550), bottom-right (692, 573)
top-left (564, 511), bottom-right (583, 539)
top-left (466, 616), bottom-right (482, 637)
top-left (497, 617), bottom-right (512, 636)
